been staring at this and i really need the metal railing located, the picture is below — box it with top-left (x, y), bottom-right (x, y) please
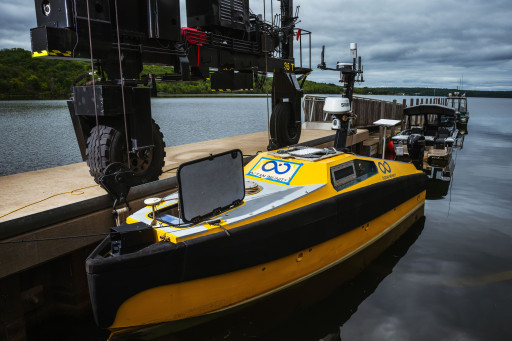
top-left (303, 95), bottom-right (404, 128)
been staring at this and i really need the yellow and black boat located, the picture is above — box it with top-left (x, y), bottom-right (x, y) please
top-left (86, 146), bottom-right (427, 337)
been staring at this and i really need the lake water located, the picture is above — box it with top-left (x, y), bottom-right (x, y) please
top-left (1, 96), bottom-right (512, 340)
top-left (0, 97), bottom-right (271, 176)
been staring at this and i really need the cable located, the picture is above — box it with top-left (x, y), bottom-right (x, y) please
top-left (162, 153), bottom-right (257, 175)
top-left (162, 166), bottom-right (179, 174)
top-left (0, 233), bottom-right (108, 245)
top-left (114, 0), bottom-right (132, 169)
top-left (446, 147), bottom-right (459, 218)
top-left (85, 0), bottom-right (101, 170)
top-left (264, 0), bottom-right (271, 147)
top-left (0, 184), bottom-right (99, 219)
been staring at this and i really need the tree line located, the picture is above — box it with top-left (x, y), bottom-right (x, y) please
top-left (1, 48), bottom-right (510, 99)
top-left (0, 48), bottom-right (90, 99)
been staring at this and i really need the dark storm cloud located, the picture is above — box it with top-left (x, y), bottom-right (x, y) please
top-left (1, 0), bottom-right (510, 90)
top-left (0, 1), bottom-right (36, 48)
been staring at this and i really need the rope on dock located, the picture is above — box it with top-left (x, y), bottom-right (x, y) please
top-left (0, 184), bottom-right (99, 219)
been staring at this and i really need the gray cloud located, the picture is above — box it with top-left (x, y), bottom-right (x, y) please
top-left (0, 1), bottom-right (36, 47)
top-left (297, 0), bottom-right (512, 90)
top-left (1, 0), bottom-right (510, 90)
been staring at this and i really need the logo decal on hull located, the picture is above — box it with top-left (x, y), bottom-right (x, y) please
top-left (378, 161), bottom-right (396, 180)
top-left (378, 161), bottom-right (392, 174)
top-left (248, 158), bottom-right (302, 185)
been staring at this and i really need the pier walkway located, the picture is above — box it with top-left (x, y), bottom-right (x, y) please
top-left (0, 130), bottom-right (337, 224)
top-left (0, 128), bottom-right (370, 279)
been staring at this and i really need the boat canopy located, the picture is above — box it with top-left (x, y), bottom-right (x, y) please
top-left (404, 104), bottom-right (456, 117)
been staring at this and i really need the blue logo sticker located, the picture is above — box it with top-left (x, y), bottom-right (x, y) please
top-left (248, 158), bottom-right (302, 185)
top-left (378, 161), bottom-right (392, 174)
top-left (261, 160), bottom-right (291, 174)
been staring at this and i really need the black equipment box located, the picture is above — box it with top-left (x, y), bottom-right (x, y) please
top-left (147, 0), bottom-right (181, 41)
top-left (210, 70), bottom-right (253, 90)
top-left (32, 0), bottom-right (181, 57)
top-left (73, 85), bottom-right (153, 148)
top-left (187, 0), bottom-right (250, 31)
top-left (110, 222), bottom-right (154, 256)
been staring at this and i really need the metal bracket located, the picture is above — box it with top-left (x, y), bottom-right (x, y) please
top-left (99, 163), bottom-right (135, 211)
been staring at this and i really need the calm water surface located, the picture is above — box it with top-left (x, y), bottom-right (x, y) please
top-left (0, 97), bottom-right (270, 176)
top-left (1, 96), bottom-right (512, 340)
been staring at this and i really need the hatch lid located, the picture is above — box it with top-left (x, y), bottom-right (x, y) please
top-left (177, 149), bottom-right (245, 223)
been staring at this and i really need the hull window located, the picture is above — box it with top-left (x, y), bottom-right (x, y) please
top-left (330, 161), bottom-right (357, 188)
top-left (331, 159), bottom-right (378, 191)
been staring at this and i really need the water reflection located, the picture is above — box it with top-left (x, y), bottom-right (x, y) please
top-left (426, 179), bottom-right (451, 200)
top-left (458, 125), bottom-right (468, 136)
top-left (456, 133), bottom-right (465, 148)
top-left (127, 218), bottom-right (426, 341)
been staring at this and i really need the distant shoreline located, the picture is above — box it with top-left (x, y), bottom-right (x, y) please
top-left (0, 93), bottom-right (271, 101)
top-left (2, 48), bottom-right (511, 100)
top-left (2, 91), bottom-right (512, 101)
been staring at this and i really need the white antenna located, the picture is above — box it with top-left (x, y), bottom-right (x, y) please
top-left (350, 43), bottom-right (357, 59)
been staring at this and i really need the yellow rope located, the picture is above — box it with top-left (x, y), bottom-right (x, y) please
top-left (0, 184), bottom-right (100, 219)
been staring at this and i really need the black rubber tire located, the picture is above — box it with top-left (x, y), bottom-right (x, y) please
top-left (86, 121), bottom-right (166, 185)
top-left (269, 102), bottom-right (301, 148)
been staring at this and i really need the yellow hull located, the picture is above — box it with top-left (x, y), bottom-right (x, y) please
top-left (110, 191), bottom-right (425, 331)
top-left (86, 149), bottom-right (427, 335)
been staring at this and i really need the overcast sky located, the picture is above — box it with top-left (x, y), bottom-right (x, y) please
top-left (1, 0), bottom-right (511, 90)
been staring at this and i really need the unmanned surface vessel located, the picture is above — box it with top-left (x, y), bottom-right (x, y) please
top-left (86, 147), bottom-right (427, 337)
top-left (85, 43), bottom-right (427, 338)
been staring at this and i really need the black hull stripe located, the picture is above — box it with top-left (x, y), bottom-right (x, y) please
top-left (86, 173), bottom-right (426, 327)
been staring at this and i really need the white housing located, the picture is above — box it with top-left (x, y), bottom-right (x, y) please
top-left (350, 42), bottom-right (357, 59)
top-left (323, 97), bottom-right (351, 115)
top-left (337, 62), bottom-right (353, 69)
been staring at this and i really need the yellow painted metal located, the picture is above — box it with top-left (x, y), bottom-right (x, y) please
top-left (32, 50), bottom-right (72, 58)
top-left (32, 50), bottom-right (49, 58)
top-left (109, 191), bottom-right (425, 330)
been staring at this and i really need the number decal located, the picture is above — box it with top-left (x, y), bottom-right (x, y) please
top-left (283, 62), bottom-right (294, 71)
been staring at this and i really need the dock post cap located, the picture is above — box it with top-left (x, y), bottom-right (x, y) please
top-left (144, 198), bottom-right (162, 206)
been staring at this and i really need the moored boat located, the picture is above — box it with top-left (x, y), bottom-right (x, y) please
top-left (391, 104), bottom-right (459, 179)
top-left (86, 147), bottom-right (427, 337)
top-left (446, 92), bottom-right (470, 134)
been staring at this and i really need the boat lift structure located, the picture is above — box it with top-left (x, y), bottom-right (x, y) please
top-left (30, 0), bottom-right (312, 185)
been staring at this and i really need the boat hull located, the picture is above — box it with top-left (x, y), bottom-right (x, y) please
top-left (86, 173), bottom-right (426, 332)
top-left (110, 202), bottom-right (425, 340)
